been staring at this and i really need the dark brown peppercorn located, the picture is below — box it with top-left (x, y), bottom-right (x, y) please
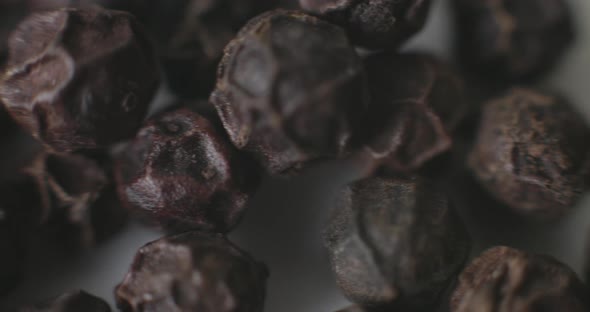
top-left (20, 290), bottom-right (111, 312)
top-left (362, 52), bottom-right (466, 172)
top-left (452, 0), bottom-right (574, 82)
top-left (300, 0), bottom-right (433, 49)
top-left (325, 175), bottom-right (470, 310)
top-left (211, 10), bottom-right (368, 174)
top-left (468, 88), bottom-right (590, 218)
top-left (114, 107), bottom-right (259, 233)
top-left (115, 231), bottom-right (268, 312)
top-left (450, 246), bottom-right (589, 312)
top-left (0, 8), bottom-right (160, 152)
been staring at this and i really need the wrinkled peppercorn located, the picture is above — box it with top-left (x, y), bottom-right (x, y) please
top-left (325, 175), bottom-right (470, 310)
top-left (361, 52), bottom-right (466, 173)
top-left (211, 10), bottom-right (367, 174)
top-left (300, 0), bottom-right (432, 49)
top-left (115, 231), bottom-right (268, 312)
top-left (20, 290), bottom-right (111, 312)
top-left (451, 246), bottom-right (589, 312)
top-left (452, 0), bottom-right (574, 82)
top-left (0, 8), bottom-right (160, 152)
top-left (114, 107), bottom-right (259, 233)
top-left (468, 88), bottom-right (590, 218)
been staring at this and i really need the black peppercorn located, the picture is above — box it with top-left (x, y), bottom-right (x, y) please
top-left (211, 10), bottom-right (368, 174)
top-left (468, 88), bottom-right (590, 218)
top-left (325, 175), bottom-right (470, 310)
top-left (114, 107), bottom-right (259, 233)
top-left (361, 52), bottom-right (467, 173)
top-left (300, 0), bottom-right (433, 49)
top-left (20, 290), bottom-right (111, 312)
top-left (451, 246), bottom-right (589, 312)
top-left (0, 7), bottom-right (160, 152)
top-left (452, 0), bottom-right (574, 82)
top-left (115, 231), bottom-right (268, 312)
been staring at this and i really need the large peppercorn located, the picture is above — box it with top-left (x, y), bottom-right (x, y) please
top-left (0, 8), bottom-right (160, 152)
top-left (114, 107), bottom-right (259, 233)
top-left (211, 10), bottom-right (367, 174)
top-left (451, 246), bottom-right (588, 312)
top-left (299, 0), bottom-right (432, 49)
top-left (20, 290), bottom-right (111, 312)
top-left (452, 0), bottom-right (574, 82)
top-left (468, 88), bottom-right (590, 219)
top-left (115, 232), bottom-right (268, 312)
top-left (325, 175), bottom-right (470, 310)
top-left (362, 53), bottom-right (466, 172)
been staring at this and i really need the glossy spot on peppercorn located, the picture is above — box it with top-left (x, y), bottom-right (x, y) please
top-left (115, 232), bottom-right (268, 312)
top-left (0, 7), bottom-right (160, 152)
top-left (211, 9), bottom-right (368, 174)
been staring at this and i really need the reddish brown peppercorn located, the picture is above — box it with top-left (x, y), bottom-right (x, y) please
top-left (300, 0), bottom-right (432, 49)
top-left (115, 232), bottom-right (268, 312)
top-left (114, 107), bottom-right (259, 233)
top-left (362, 53), bottom-right (466, 172)
top-left (451, 246), bottom-right (589, 312)
top-left (211, 10), bottom-right (367, 174)
top-left (0, 8), bottom-right (160, 152)
top-left (468, 88), bottom-right (590, 218)
top-left (20, 290), bottom-right (111, 312)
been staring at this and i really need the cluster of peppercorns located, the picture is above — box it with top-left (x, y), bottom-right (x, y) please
top-left (0, 0), bottom-right (589, 311)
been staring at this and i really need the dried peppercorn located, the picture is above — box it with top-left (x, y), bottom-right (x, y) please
top-left (20, 290), bottom-right (111, 312)
top-left (452, 0), bottom-right (574, 82)
top-left (468, 88), bottom-right (590, 219)
top-left (451, 246), bottom-right (589, 312)
top-left (0, 8), bottom-right (160, 152)
top-left (300, 0), bottom-right (432, 49)
top-left (325, 175), bottom-right (470, 310)
top-left (115, 231), bottom-right (268, 312)
top-left (211, 10), bottom-right (368, 174)
top-left (361, 52), bottom-right (466, 173)
top-left (114, 107), bottom-right (259, 233)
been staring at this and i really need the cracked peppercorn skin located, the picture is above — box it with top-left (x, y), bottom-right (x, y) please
top-left (325, 176), bottom-right (471, 310)
top-left (451, 246), bottom-right (589, 312)
top-left (300, 0), bottom-right (432, 49)
top-left (362, 53), bottom-right (466, 172)
top-left (0, 8), bottom-right (160, 152)
top-left (114, 107), bottom-right (260, 233)
top-left (452, 0), bottom-right (574, 82)
top-left (211, 10), bottom-right (367, 174)
top-left (468, 88), bottom-right (590, 218)
top-left (21, 290), bottom-right (111, 312)
top-left (115, 232), bottom-right (268, 312)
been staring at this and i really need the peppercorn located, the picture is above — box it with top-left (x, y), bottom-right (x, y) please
top-left (211, 10), bottom-right (368, 174)
top-left (450, 246), bottom-right (589, 312)
top-left (20, 290), bottom-right (111, 312)
top-left (300, 0), bottom-right (433, 49)
top-left (114, 107), bottom-right (259, 233)
top-left (452, 0), bottom-right (574, 82)
top-left (325, 175), bottom-right (471, 310)
top-left (0, 7), bottom-right (160, 152)
top-left (115, 231), bottom-right (268, 312)
top-left (468, 88), bottom-right (590, 219)
top-left (361, 52), bottom-right (467, 173)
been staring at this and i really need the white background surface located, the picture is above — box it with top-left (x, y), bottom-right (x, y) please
top-left (2, 0), bottom-right (590, 311)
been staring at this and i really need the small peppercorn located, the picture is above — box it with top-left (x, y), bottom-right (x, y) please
top-left (325, 175), bottom-right (470, 310)
top-left (300, 0), bottom-right (433, 49)
top-left (20, 290), bottom-right (111, 312)
top-left (452, 0), bottom-right (574, 82)
top-left (450, 246), bottom-right (589, 312)
top-left (211, 10), bottom-right (368, 174)
top-left (362, 52), bottom-right (466, 172)
top-left (115, 231), bottom-right (268, 312)
top-left (0, 8), bottom-right (160, 152)
top-left (468, 88), bottom-right (590, 218)
top-left (114, 107), bottom-right (259, 233)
